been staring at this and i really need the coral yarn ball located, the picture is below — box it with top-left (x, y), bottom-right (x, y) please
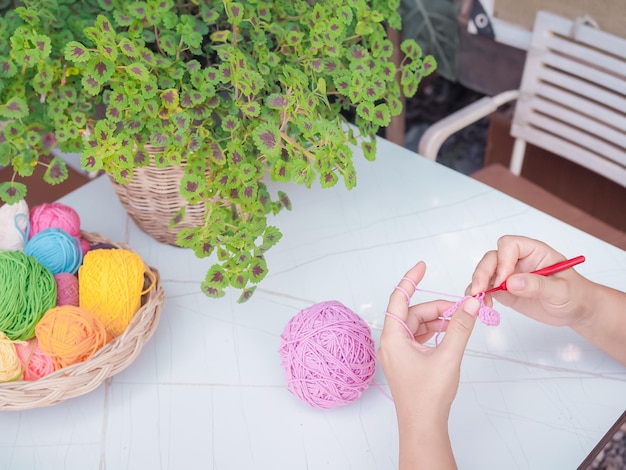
top-left (279, 301), bottom-right (376, 409)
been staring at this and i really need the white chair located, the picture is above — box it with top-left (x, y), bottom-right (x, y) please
top-left (418, 11), bottom-right (626, 249)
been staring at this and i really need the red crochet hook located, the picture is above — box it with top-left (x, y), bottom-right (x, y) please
top-left (480, 255), bottom-right (586, 295)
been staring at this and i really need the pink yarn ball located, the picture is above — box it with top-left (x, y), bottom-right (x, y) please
top-left (29, 203), bottom-right (81, 239)
top-left (54, 273), bottom-right (79, 306)
top-left (15, 338), bottom-right (57, 381)
top-left (279, 301), bottom-right (376, 409)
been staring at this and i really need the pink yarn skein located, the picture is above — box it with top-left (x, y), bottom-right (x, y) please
top-left (29, 202), bottom-right (90, 255)
top-left (54, 273), bottom-right (79, 306)
top-left (15, 338), bottom-right (57, 381)
top-left (29, 203), bottom-right (81, 238)
top-left (279, 301), bottom-right (376, 409)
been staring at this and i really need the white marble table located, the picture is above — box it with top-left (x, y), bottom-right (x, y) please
top-left (1, 137), bottom-right (625, 470)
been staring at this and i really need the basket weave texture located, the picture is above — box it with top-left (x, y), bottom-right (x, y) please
top-left (0, 231), bottom-right (165, 411)
top-left (108, 146), bottom-right (206, 246)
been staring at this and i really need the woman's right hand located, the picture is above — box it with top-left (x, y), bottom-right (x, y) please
top-left (468, 235), bottom-right (595, 328)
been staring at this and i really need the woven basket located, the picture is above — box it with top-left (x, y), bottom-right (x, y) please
top-left (108, 145), bottom-right (206, 246)
top-left (0, 231), bottom-right (165, 411)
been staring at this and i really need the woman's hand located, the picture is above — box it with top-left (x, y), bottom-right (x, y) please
top-left (378, 261), bottom-right (479, 470)
top-left (468, 235), bottom-right (594, 327)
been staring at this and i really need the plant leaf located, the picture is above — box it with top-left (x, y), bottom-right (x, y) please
top-left (252, 123), bottom-right (281, 157)
top-left (65, 41), bottom-right (91, 63)
top-left (0, 97), bottom-right (28, 119)
top-left (0, 181), bottom-right (26, 204)
top-left (43, 157), bottom-right (68, 184)
top-left (127, 62), bottom-right (150, 81)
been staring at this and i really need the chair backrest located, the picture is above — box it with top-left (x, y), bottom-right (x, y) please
top-left (510, 11), bottom-right (626, 188)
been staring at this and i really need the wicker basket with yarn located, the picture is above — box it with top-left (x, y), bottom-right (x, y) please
top-left (0, 231), bottom-right (165, 411)
top-left (108, 145), bottom-right (206, 246)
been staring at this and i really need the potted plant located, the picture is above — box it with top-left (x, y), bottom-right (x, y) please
top-left (0, 0), bottom-right (435, 302)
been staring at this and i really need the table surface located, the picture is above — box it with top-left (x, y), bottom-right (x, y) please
top-left (1, 137), bottom-right (625, 470)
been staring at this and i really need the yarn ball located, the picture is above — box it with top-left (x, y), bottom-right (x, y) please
top-left (0, 200), bottom-right (29, 250)
top-left (0, 332), bottom-right (22, 382)
top-left (29, 203), bottom-right (81, 239)
top-left (54, 273), bottom-right (79, 306)
top-left (35, 305), bottom-right (109, 369)
top-left (29, 202), bottom-right (90, 255)
top-left (15, 338), bottom-right (57, 381)
top-left (279, 301), bottom-right (377, 409)
top-left (0, 250), bottom-right (57, 341)
top-left (79, 248), bottom-right (147, 338)
top-left (24, 227), bottom-right (83, 275)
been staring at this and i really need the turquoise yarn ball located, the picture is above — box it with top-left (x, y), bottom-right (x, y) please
top-left (24, 228), bottom-right (83, 275)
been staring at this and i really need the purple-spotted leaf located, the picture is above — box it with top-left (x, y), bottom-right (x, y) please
top-left (127, 62), bottom-right (149, 82)
top-left (388, 95), bottom-right (403, 117)
top-left (43, 157), bottom-right (68, 185)
top-left (87, 58), bottom-right (114, 84)
top-left (270, 160), bottom-right (290, 182)
top-left (168, 206), bottom-right (186, 229)
top-left (180, 172), bottom-right (205, 203)
top-left (237, 286), bottom-right (256, 303)
top-left (422, 55), bottom-right (437, 76)
top-left (210, 30), bottom-right (231, 43)
top-left (0, 57), bottom-right (17, 77)
top-left (371, 103), bottom-right (390, 126)
top-left (112, 167), bottom-right (133, 184)
top-left (141, 78), bottom-right (158, 98)
top-left (95, 15), bottom-right (114, 36)
top-left (221, 115), bottom-right (239, 133)
top-left (241, 101), bottom-right (260, 117)
top-left (252, 123), bottom-right (281, 157)
top-left (320, 170), bottom-right (338, 188)
top-left (97, 0), bottom-right (114, 11)
top-left (338, 7), bottom-right (352, 25)
top-left (209, 142), bottom-right (225, 165)
top-left (227, 2), bottom-right (244, 25)
top-left (81, 148), bottom-right (102, 172)
top-left (81, 75), bottom-right (101, 95)
top-left (231, 270), bottom-right (249, 290)
top-left (118, 37), bottom-right (139, 58)
top-left (0, 97), bottom-right (28, 119)
top-left (266, 93), bottom-right (289, 109)
top-left (0, 182), bottom-right (26, 205)
top-left (204, 264), bottom-right (228, 288)
top-left (356, 101), bottom-right (375, 121)
top-left (400, 39), bottom-right (422, 60)
top-left (361, 138), bottom-right (377, 161)
top-left (133, 148), bottom-right (149, 166)
top-left (106, 104), bottom-right (123, 122)
top-left (160, 89), bottom-right (179, 110)
top-left (248, 257), bottom-right (268, 284)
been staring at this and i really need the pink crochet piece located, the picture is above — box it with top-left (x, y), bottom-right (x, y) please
top-left (386, 284), bottom-right (501, 345)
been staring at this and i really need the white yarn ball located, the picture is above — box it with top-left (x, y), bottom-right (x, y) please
top-left (0, 200), bottom-right (29, 250)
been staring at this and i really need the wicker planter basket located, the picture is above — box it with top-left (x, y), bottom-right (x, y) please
top-left (108, 146), bottom-right (206, 246)
top-left (0, 231), bottom-right (165, 411)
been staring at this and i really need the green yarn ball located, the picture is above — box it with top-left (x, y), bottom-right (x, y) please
top-left (0, 250), bottom-right (57, 340)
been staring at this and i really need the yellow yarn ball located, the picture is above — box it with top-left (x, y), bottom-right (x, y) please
top-left (78, 248), bottom-right (147, 338)
top-left (0, 332), bottom-right (22, 382)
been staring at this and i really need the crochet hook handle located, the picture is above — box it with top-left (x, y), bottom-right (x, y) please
top-left (481, 255), bottom-right (586, 295)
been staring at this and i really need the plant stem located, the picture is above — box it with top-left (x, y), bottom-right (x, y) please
top-left (279, 132), bottom-right (316, 161)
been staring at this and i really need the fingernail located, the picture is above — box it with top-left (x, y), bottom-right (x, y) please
top-left (506, 276), bottom-right (525, 291)
top-left (463, 297), bottom-right (480, 316)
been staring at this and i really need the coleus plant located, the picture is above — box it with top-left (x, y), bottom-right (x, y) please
top-left (0, 0), bottom-right (436, 302)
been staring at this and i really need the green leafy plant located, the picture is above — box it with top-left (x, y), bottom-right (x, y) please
top-left (0, 0), bottom-right (436, 302)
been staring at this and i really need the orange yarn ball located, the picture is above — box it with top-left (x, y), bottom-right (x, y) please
top-left (79, 248), bottom-right (147, 338)
top-left (35, 306), bottom-right (109, 369)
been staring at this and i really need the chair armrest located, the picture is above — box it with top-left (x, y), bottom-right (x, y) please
top-left (418, 90), bottom-right (520, 161)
